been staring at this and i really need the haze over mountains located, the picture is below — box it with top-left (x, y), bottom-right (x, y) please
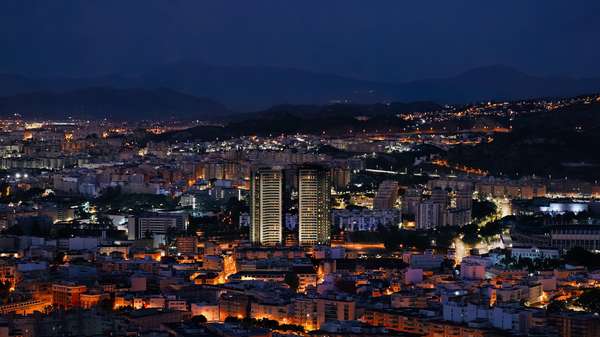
top-left (1, 63), bottom-right (600, 119)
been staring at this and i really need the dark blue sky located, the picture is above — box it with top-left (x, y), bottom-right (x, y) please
top-left (2, 0), bottom-right (599, 81)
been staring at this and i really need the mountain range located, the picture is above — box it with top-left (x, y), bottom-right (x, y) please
top-left (0, 87), bottom-right (228, 121)
top-left (1, 63), bottom-right (600, 118)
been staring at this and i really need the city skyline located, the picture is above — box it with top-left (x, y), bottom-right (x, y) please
top-left (0, 2), bottom-right (600, 337)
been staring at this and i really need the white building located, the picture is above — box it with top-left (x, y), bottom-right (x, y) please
top-left (332, 209), bottom-right (401, 232)
top-left (402, 251), bottom-right (444, 270)
top-left (511, 246), bottom-right (559, 260)
top-left (127, 212), bottom-right (188, 240)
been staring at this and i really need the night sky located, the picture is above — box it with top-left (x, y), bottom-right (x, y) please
top-left (1, 0), bottom-right (600, 81)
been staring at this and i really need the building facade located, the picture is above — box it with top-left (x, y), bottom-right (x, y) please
top-left (298, 166), bottom-right (331, 245)
top-left (250, 168), bottom-right (284, 246)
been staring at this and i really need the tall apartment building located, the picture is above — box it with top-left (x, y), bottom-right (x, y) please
top-left (330, 166), bottom-right (351, 190)
top-left (430, 188), bottom-right (449, 207)
top-left (298, 166), bottom-right (331, 245)
top-left (250, 168), bottom-right (284, 246)
top-left (407, 187), bottom-right (472, 229)
top-left (402, 188), bottom-right (422, 216)
top-left (416, 188), bottom-right (448, 229)
top-left (455, 188), bottom-right (473, 210)
top-left (417, 200), bottom-right (446, 230)
top-left (373, 180), bottom-right (399, 210)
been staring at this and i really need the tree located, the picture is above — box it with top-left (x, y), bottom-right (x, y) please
top-left (461, 223), bottom-right (480, 245)
top-left (479, 220), bottom-right (503, 238)
top-left (284, 272), bottom-right (299, 292)
top-left (472, 199), bottom-right (497, 220)
top-left (381, 227), bottom-right (429, 251)
top-left (256, 318), bottom-right (279, 330)
top-left (279, 324), bottom-right (304, 332)
top-left (576, 289), bottom-right (600, 314)
top-left (99, 298), bottom-right (114, 312)
top-left (97, 186), bottom-right (122, 204)
top-left (564, 247), bottom-right (600, 270)
top-left (0, 281), bottom-right (11, 304)
top-left (143, 229), bottom-right (154, 239)
top-left (335, 279), bottom-right (357, 294)
top-left (546, 300), bottom-right (569, 313)
top-left (53, 251), bottom-right (66, 265)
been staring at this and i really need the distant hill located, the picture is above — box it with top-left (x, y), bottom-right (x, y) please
top-left (239, 101), bottom-right (442, 120)
top-left (155, 101), bottom-right (444, 142)
top-left (2, 64), bottom-right (600, 111)
top-left (447, 99), bottom-right (600, 181)
top-left (397, 65), bottom-right (600, 103)
top-left (130, 63), bottom-right (600, 110)
top-left (133, 62), bottom-right (391, 111)
top-left (0, 87), bottom-right (229, 120)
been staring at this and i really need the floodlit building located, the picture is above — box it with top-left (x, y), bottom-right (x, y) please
top-left (298, 165), bottom-right (331, 245)
top-left (250, 168), bottom-right (284, 246)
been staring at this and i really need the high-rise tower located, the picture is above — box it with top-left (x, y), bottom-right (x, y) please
top-left (250, 168), bottom-right (284, 245)
top-left (298, 165), bottom-right (331, 245)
